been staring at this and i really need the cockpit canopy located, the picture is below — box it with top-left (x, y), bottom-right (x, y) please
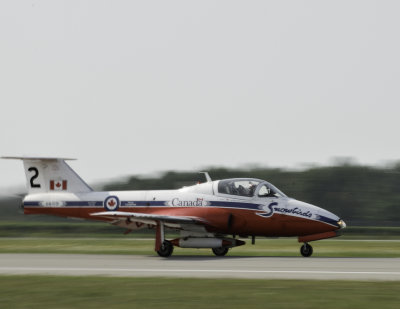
top-left (217, 178), bottom-right (286, 198)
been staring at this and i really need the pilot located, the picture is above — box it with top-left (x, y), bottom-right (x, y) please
top-left (238, 185), bottom-right (247, 196)
top-left (248, 183), bottom-right (257, 196)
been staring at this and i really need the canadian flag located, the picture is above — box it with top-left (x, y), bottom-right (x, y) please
top-left (50, 180), bottom-right (67, 191)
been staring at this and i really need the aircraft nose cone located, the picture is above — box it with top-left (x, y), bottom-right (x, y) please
top-left (337, 219), bottom-right (347, 229)
top-left (283, 199), bottom-right (346, 230)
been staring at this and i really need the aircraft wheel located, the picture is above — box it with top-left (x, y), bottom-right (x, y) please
top-left (157, 240), bottom-right (174, 257)
top-left (212, 247), bottom-right (229, 257)
top-left (300, 243), bottom-right (313, 257)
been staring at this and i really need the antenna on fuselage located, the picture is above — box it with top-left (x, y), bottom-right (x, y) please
top-left (199, 172), bottom-right (212, 183)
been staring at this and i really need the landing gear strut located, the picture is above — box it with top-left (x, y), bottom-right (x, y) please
top-left (155, 221), bottom-right (174, 257)
top-left (300, 243), bottom-right (313, 257)
top-left (212, 247), bottom-right (229, 257)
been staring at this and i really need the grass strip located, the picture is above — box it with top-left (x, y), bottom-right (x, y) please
top-left (0, 275), bottom-right (399, 309)
top-left (0, 238), bottom-right (399, 257)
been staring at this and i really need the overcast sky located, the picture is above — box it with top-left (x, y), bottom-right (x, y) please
top-left (1, 1), bottom-right (399, 191)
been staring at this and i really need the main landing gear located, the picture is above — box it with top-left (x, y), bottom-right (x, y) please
top-left (212, 247), bottom-right (229, 257)
top-left (156, 222), bottom-right (174, 258)
top-left (157, 240), bottom-right (174, 257)
top-left (300, 243), bottom-right (313, 257)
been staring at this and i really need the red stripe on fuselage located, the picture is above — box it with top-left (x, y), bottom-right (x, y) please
top-left (23, 206), bottom-right (339, 237)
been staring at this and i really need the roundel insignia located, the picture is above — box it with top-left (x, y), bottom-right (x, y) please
top-left (104, 196), bottom-right (120, 211)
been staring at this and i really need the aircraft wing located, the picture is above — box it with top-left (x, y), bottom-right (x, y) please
top-left (91, 211), bottom-right (207, 226)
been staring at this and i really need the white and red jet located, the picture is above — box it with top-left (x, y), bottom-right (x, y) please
top-left (3, 157), bottom-right (346, 257)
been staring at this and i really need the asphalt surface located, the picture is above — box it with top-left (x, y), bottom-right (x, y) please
top-left (0, 254), bottom-right (399, 280)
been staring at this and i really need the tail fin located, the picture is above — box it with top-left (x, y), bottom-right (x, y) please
top-left (2, 157), bottom-right (92, 193)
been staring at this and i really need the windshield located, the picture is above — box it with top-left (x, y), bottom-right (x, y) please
top-left (218, 179), bottom-right (261, 197)
top-left (257, 182), bottom-right (287, 198)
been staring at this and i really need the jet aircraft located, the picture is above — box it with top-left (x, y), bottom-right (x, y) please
top-left (3, 157), bottom-right (346, 257)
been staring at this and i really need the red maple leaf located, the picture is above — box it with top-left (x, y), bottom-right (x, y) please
top-left (108, 199), bottom-right (116, 207)
top-left (56, 182), bottom-right (61, 188)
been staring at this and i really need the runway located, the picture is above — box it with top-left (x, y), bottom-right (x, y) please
top-left (1, 254), bottom-right (399, 280)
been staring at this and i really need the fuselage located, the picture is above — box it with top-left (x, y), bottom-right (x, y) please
top-left (22, 178), bottom-right (345, 238)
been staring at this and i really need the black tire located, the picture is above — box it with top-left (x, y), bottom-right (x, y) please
top-left (300, 243), bottom-right (313, 257)
top-left (212, 247), bottom-right (229, 257)
top-left (157, 241), bottom-right (174, 257)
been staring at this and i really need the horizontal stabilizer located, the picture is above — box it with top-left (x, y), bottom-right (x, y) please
top-left (2, 156), bottom-right (76, 161)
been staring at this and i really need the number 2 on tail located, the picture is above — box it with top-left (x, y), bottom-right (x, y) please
top-left (28, 167), bottom-right (41, 188)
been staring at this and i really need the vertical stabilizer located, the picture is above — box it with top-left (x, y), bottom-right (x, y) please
top-left (2, 157), bottom-right (92, 193)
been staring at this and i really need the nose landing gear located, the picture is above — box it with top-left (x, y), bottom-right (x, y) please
top-left (300, 243), bottom-right (313, 257)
